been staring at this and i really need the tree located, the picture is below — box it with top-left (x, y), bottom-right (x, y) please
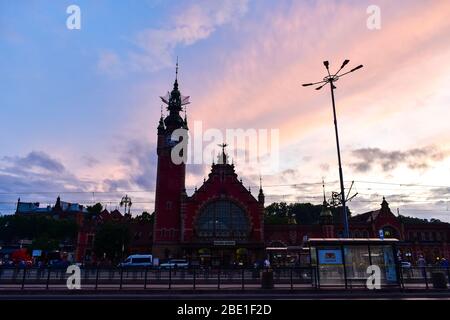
top-left (31, 234), bottom-right (60, 252)
top-left (264, 202), bottom-right (351, 225)
top-left (265, 202), bottom-right (289, 218)
top-left (93, 222), bottom-right (131, 262)
top-left (134, 211), bottom-right (154, 223)
top-left (87, 203), bottom-right (103, 219)
top-left (399, 215), bottom-right (447, 225)
top-left (0, 215), bottom-right (78, 245)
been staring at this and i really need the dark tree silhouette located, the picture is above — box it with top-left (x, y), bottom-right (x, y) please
top-left (93, 222), bottom-right (131, 262)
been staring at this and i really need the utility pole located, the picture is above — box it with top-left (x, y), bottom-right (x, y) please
top-left (302, 60), bottom-right (363, 238)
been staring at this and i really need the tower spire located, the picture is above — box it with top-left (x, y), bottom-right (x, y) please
top-left (175, 56), bottom-right (179, 82)
top-left (320, 179), bottom-right (333, 224)
top-left (258, 175), bottom-right (265, 205)
top-left (322, 179), bottom-right (326, 204)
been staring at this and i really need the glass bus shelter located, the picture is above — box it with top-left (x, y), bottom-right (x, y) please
top-left (307, 238), bottom-right (400, 289)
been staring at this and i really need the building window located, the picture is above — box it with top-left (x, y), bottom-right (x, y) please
top-left (195, 200), bottom-right (250, 239)
top-left (362, 231), bottom-right (369, 238)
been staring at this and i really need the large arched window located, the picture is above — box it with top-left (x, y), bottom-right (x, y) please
top-left (196, 200), bottom-right (250, 239)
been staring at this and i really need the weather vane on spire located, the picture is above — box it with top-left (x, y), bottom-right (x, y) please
top-left (217, 143), bottom-right (228, 164)
top-left (218, 142), bottom-right (228, 154)
top-left (159, 56), bottom-right (191, 108)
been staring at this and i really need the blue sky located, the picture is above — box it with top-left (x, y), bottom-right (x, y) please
top-left (1, 0), bottom-right (449, 220)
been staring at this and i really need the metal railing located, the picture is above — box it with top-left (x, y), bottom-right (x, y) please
top-left (0, 266), bottom-right (316, 291)
top-left (399, 266), bottom-right (450, 290)
top-left (0, 265), bottom-right (448, 291)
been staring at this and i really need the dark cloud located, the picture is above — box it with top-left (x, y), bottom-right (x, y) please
top-left (429, 187), bottom-right (450, 197)
top-left (0, 151), bottom-right (92, 214)
top-left (350, 145), bottom-right (449, 173)
top-left (82, 155), bottom-right (100, 168)
top-left (3, 151), bottom-right (65, 173)
top-left (0, 144), bottom-right (160, 215)
top-left (103, 178), bottom-right (133, 192)
top-left (117, 140), bottom-right (157, 190)
top-left (0, 151), bottom-right (77, 194)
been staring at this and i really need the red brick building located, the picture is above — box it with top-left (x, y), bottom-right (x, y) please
top-left (151, 72), bottom-right (450, 266)
top-left (264, 198), bottom-right (450, 264)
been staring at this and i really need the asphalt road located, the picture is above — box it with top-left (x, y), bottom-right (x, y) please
top-left (1, 290), bottom-right (450, 300)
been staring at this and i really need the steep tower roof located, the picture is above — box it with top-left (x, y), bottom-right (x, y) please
top-left (160, 59), bottom-right (190, 130)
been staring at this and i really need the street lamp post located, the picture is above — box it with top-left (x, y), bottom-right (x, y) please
top-left (302, 60), bottom-right (363, 238)
top-left (120, 194), bottom-right (132, 216)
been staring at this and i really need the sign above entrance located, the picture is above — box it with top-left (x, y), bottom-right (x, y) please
top-left (213, 240), bottom-right (236, 246)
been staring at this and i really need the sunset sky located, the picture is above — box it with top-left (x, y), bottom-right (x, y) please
top-left (1, 0), bottom-right (449, 221)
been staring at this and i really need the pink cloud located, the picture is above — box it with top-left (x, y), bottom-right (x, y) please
top-left (184, 0), bottom-right (450, 149)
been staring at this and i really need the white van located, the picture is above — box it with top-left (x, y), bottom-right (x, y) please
top-left (118, 254), bottom-right (153, 268)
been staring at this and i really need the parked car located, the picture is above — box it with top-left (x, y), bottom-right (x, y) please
top-left (159, 259), bottom-right (189, 269)
top-left (118, 254), bottom-right (153, 268)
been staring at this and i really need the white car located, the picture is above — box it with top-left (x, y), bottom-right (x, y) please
top-left (159, 259), bottom-right (189, 269)
top-left (118, 254), bottom-right (153, 268)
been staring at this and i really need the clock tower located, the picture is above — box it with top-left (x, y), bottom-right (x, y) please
top-left (153, 62), bottom-right (190, 258)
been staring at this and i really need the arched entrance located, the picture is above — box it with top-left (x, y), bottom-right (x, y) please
top-left (193, 199), bottom-right (252, 266)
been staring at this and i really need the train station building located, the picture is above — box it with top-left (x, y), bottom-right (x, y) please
top-left (151, 71), bottom-right (450, 266)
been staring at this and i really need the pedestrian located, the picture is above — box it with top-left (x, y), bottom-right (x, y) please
top-left (417, 255), bottom-right (426, 279)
